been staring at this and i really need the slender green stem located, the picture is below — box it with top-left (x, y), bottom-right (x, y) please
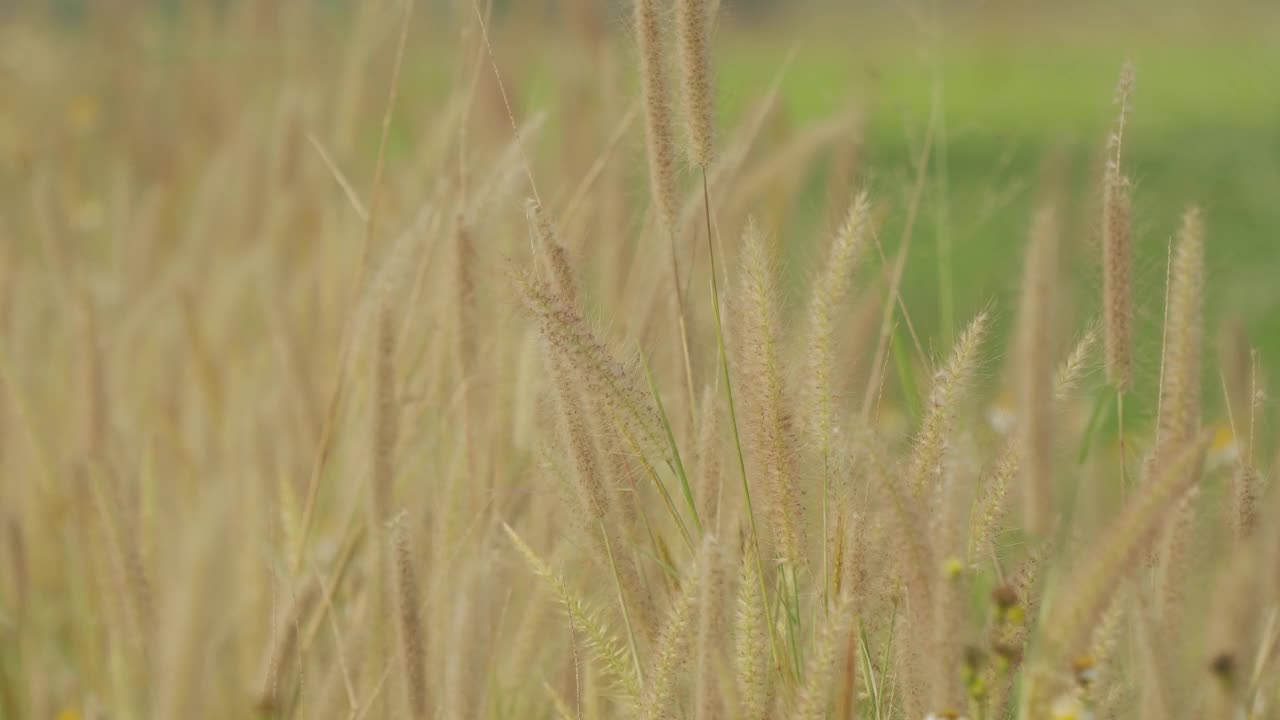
top-left (878, 602), bottom-right (899, 715)
top-left (1077, 390), bottom-right (1112, 465)
top-left (612, 408), bottom-right (694, 551)
top-left (892, 326), bottom-right (923, 424)
top-left (634, 445), bottom-right (695, 552)
top-left (859, 622), bottom-right (882, 720)
top-left (1117, 389), bottom-right (1128, 500)
top-left (641, 353), bottom-right (702, 534)
top-left (668, 230), bottom-right (699, 434)
top-left (601, 519), bottom-right (645, 689)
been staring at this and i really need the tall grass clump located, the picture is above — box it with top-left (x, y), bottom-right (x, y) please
top-left (8, 5), bottom-right (1280, 720)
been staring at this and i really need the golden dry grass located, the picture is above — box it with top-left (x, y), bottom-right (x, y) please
top-left (1, 3), bottom-right (1278, 720)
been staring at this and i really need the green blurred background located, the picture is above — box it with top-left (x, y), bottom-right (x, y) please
top-left (8, 0), bottom-right (1280, 426)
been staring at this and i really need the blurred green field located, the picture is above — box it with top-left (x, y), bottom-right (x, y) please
top-left (9, 2), bottom-right (1280, 424)
top-left (498, 12), bottom-right (1280, 427)
top-left (516, 18), bottom-right (1280, 425)
top-left (708, 29), bottom-right (1280, 425)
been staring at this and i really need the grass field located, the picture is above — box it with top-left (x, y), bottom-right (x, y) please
top-left (4, 2), bottom-right (1280, 718)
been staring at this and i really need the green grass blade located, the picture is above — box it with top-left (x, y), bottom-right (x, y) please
top-left (639, 350), bottom-right (702, 535)
top-left (1077, 388), bottom-right (1113, 465)
top-left (893, 327), bottom-right (923, 424)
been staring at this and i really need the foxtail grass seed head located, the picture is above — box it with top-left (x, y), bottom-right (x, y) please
top-left (1233, 464), bottom-right (1258, 541)
top-left (390, 514), bottom-right (428, 718)
top-left (1113, 60), bottom-right (1136, 153)
top-left (734, 536), bottom-right (769, 720)
top-left (1054, 327), bottom-right (1099, 404)
top-left (794, 592), bottom-right (856, 720)
top-left (908, 311), bottom-right (989, 500)
top-left (808, 192), bottom-right (872, 459)
top-left (693, 535), bottom-right (725, 720)
top-left (550, 357), bottom-right (609, 521)
top-left (1102, 61), bottom-right (1135, 393)
top-left (527, 197), bottom-right (579, 303)
top-left (738, 218), bottom-right (804, 571)
top-left (677, 0), bottom-right (715, 168)
top-left (1101, 168), bottom-right (1133, 393)
top-left (635, 0), bottom-right (680, 236)
top-left (1155, 206), bottom-right (1205, 452)
top-left (638, 535), bottom-right (715, 720)
top-left (513, 268), bottom-right (668, 460)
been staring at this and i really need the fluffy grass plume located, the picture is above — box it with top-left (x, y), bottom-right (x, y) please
top-left (635, 0), bottom-right (698, 428)
top-left (677, 0), bottom-right (716, 167)
top-left (389, 514), bottom-right (428, 719)
top-left (696, 384), bottom-right (723, 532)
top-left (807, 191), bottom-right (873, 461)
top-left (1103, 60), bottom-right (1136, 392)
top-left (637, 535), bottom-right (716, 720)
top-left (793, 592), bottom-right (856, 720)
top-left (1155, 206), bottom-right (1206, 453)
top-left (907, 310), bottom-right (989, 500)
top-left (513, 269), bottom-right (666, 460)
top-left (693, 535), bottom-right (726, 720)
top-left (1151, 206), bottom-right (1206, 659)
top-left (635, 0), bottom-right (681, 236)
top-left (734, 535), bottom-right (770, 720)
top-left (737, 218), bottom-right (805, 571)
top-left (527, 197), bottom-right (580, 304)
